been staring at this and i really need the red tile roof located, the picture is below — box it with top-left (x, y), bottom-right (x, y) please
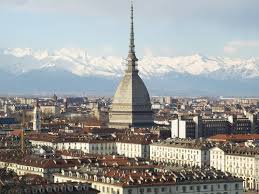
top-left (209, 134), bottom-right (259, 142)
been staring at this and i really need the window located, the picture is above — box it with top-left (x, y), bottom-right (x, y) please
top-left (128, 189), bottom-right (132, 194)
top-left (182, 186), bottom-right (186, 193)
top-left (224, 184), bottom-right (228, 191)
top-left (197, 186), bottom-right (200, 192)
top-left (147, 188), bottom-right (152, 192)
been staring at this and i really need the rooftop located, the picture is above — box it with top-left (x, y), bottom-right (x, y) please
top-left (59, 167), bottom-right (242, 187)
top-left (209, 134), bottom-right (259, 142)
top-left (151, 138), bottom-right (214, 150)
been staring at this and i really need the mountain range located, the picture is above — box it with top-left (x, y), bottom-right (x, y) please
top-left (1, 48), bottom-right (259, 96)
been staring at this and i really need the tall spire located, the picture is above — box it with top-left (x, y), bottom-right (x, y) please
top-left (129, 0), bottom-right (135, 54)
top-left (127, 0), bottom-right (138, 72)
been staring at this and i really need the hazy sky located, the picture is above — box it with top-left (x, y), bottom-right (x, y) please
top-left (0, 0), bottom-right (259, 57)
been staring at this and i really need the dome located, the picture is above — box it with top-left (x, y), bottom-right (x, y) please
top-left (112, 72), bottom-right (151, 112)
top-left (109, 71), bottom-right (153, 129)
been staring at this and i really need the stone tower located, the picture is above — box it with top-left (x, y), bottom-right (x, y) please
top-left (109, 1), bottom-right (153, 129)
top-left (33, 101), bottom-right (41, 132)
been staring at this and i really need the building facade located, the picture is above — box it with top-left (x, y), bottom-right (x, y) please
top-left (29, 135), bottom-right (152, 159)
top-left (210, 145), bottom-right (259, 190)
top-left (54, 167), bottom-right (243, 194)
top-left (150, 139), bottom-right (212, 167)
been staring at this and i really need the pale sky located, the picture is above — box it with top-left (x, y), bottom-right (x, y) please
top-left (0, 0), bottom-right (259, 57)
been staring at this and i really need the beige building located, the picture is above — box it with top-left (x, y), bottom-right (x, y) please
top-left (41, 105), bottom-right (60, 116)
top-left (15, 97), bottom-right (36, 105)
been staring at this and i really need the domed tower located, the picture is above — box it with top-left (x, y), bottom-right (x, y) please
top-left (109, 1), bottom-right (153, 129)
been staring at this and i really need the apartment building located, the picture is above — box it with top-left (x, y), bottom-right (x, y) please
top-left (150, 139), bottom-right (212, 167)
top-left (210, 144), bottom-right (259, 190)
top-left (54, 167), bottom-right (243, 194)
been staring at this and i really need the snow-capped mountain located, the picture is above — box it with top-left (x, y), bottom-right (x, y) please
top-left (2, 48), bottom-right (259, 79)
top-left (1, 48), bottom-right (259, 95)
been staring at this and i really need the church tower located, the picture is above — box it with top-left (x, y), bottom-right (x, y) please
top-left (109, 1), bottom-right (154, 129)
top-left (33, 101), bottom-right (41, 132)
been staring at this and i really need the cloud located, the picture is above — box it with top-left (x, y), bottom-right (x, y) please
top-left (1, 0), bottom-right (259, 24)
top-left (224, 40), bottom-right (259, 54)
top-left (0, 0), bottom-right (27, 4)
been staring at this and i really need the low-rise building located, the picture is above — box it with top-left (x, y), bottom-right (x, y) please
top-left (116, 136), bottom-right (151, 159)
top-left (0, 154), bottom-right (91, 181)
top-left (29, 134), bottom-right (153, 159)
top-left (0, 167), bottom-right (99, 194)
top-left (150, 139), bottom-right (212, 167)
top-left (54, 167), bottom-right (243, 194)
top-left (210, 144), bottom-right (259, 190)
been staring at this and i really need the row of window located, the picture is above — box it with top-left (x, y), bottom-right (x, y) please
top-left (178, 183), bottom-right (239, 192)
top-left (152, 147), bottom-right (200, 154)
top-left (152, 152), bottom-right (199, 160)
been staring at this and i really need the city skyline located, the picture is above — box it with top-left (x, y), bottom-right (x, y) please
top-left (0, 2), bottom-right (258, 194)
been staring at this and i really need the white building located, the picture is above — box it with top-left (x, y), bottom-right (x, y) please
top-left (116, 138), bottom-right (150, 159)
top-left (150, 139), bottom-right (212, 167)
top-left (29, 135), bottom-right (152, 159)
top-left (171, 116), bottom-right (201, 139)
top-left (210, 145), bottom-right (259, 190)
top-left (57, 140), bottom-right (116, 156)
top-left (30, 137), bottom-right (116, 156)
